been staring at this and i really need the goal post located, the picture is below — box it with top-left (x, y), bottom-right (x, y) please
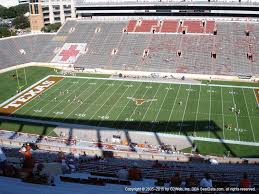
top-left (15, 66), bottom-right (28, 92)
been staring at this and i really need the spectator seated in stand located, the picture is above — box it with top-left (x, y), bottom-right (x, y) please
top-left (128, 163), bottom-right (142, 181)
top-left (240, 173), bottom-right (252, 188)
top-left (171, 172), bottom-right (182, 187)
top-left (200, 172), bottom-right (213, 188)
top-left (117, 166), bottom-right (128, 180)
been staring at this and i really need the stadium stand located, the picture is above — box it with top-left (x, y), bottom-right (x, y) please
top-left (0, 34), bottom-right (55, 68)
top-left (0, 19), bottom-right (258, 76)
top-left (1, 143), bottom-right (259, 194)
top-left (1, 1), bottom-right (259, 193)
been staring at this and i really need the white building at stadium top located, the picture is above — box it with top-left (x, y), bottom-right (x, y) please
top-left (29, 0), bottom-right (259, 32)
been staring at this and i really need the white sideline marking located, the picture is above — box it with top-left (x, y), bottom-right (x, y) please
top-left (51, 75), bottom-right (259, 90)
top-left (242, 88), bottom-right (256, 142)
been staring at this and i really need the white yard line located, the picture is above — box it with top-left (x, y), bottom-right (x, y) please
top-left (89, 82), bottom-right (124, 120)
top-left (165, 84), bottom-right (181, 132)
top-left (221, 87), bottom-right (226, 139)
top-left (242, 88), bottom-right (256, 142)
top-left (208, 86), bottom-right (212, 138)
top-left (150, 84), bottom-right (172, 131)
top-left (42, 79), bottom-right (90, 118)
top-left (179, 85), bottom-right (191, 135)
top-left (136, 84), bottom-right (162, 131)
top-left (194, 85), bottom-right (202, 136)
top-left (231, 89), bottom-right (241, 141)
top-left (19, 78), bottom-right (69, 115)
top-left (112, 83), bottom-right (143, 128)
top-left (62, 81), bottom-right (108, 121)
top-left (97, 84), bottom-right (133, 127)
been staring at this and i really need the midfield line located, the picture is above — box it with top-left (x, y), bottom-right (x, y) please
top-left (19, 79), bottom-right (69, 115)
top-left (242, 88), bottom-right (256, 142)
top-left (208, 86), bottom-right (212, 138)
top-left (97, 83), bottom-right (133, 127)
top-left (221, 87), bottom-right (226, 139)
top-left (89, 82), bottom-right (124, 120)
top-left (112, 83), bottom-right (143, 129)
top-left (165, 84), bottom-right (181, 132)
top-left (61, 80), bottom-right (108, 122)
top-left (42, 79), bottom-right (90, 118)
top-left (194, 85), bottom-right (202, 136)
top-left (122, 84), bottom-right (152, 130)
top-left (179, 85), bottom-right (191, 135)
top-left (231, 88), bottom-right (241, 141)
top-left (150, 84), bottom-right (172, 131)
top-left (136, 84), bottom-right (162, 131)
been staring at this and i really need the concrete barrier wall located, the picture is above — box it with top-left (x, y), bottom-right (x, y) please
top-left (0, 62), bottom-right (258, 81)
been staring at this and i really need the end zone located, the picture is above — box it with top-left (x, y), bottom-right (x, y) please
top-left (0, 76), bottom-right (63, 115)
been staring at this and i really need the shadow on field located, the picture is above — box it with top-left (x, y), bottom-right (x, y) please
top-left (0, 111), bottom-right (244, 158)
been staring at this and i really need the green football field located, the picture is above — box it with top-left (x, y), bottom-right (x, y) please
top-left (6, 75), bottom-right (259, 143)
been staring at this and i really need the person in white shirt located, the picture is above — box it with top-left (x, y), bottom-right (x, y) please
top-left (200, 172), bottom-right (213, 188)
top-left (117, 166), bottom-right (128, 180)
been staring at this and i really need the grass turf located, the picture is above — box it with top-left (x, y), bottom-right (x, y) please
top-left (0, 66), bottom-right (112, 104)
top-left (7, 76), bottom-right (259, 144)
top-left (0, 120), bottom-right (57, 137)
top-left (201, 80), bottom-right (259, 87)
top-left (181, 140), bottom-right (259, 158)
top-left (0, 66), bottom-right (59, 104)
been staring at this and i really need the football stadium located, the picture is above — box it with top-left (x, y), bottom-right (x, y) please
top-left (0, 0), bottom-right (259, 193)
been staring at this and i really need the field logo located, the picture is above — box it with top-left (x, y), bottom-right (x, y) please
top-left (127, 97), bottom-right (157, 105)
